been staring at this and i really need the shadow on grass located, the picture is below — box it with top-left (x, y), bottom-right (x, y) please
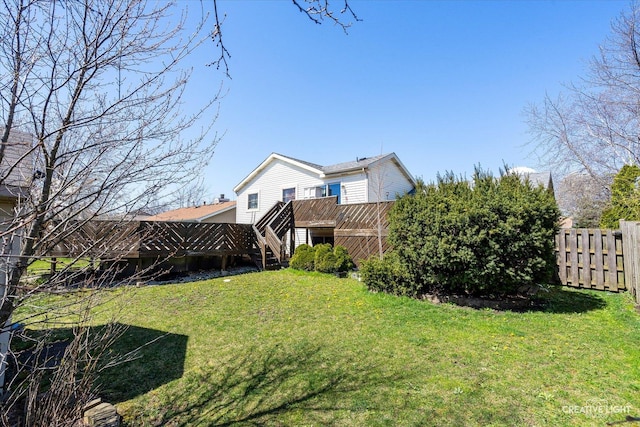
top-left (98, 324), bottom-right (188, 402)
top-left (11, 323), bottom-right (188, 412)
top-left (426, 285), bottom-right (609, 314)
top-left (534, 285), bottom-right (609, 314)
top-left (121, 341), bottom-right (402, 426)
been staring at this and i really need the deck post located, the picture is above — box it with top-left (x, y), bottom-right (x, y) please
top-left (289, 229), bottom-right (295, 259)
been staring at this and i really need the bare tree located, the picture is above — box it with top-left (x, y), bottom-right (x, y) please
top-left (555, 172), bottom-right (611, 226)
top-left (0, 0), bottom-right (219, 424)
top-left (526, 3), bottom-right (640, 191)
top-left (167, 178), bottom-right (209, 210)
top-left (368, 160), bottom-right (390, 259)
top-left (0, 0), bottom-right (358, 424)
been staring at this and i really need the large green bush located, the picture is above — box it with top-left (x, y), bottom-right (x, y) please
top-left (290, 244), bottom-right (354, 274)
top-left (600, 164), bottom-right (640, 228)
top-left (363, 168), bottom-right (560, 297)
top-left (359, 252), bottom-right (413, 296)
top-left (289, 244), bottom-right (316, 271)
top-left (313, 243), bottom-right (333, 272)
top-left (333, 246), bottom-right (355, 272)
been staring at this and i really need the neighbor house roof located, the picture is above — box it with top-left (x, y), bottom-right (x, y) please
top-left (525, 171), bottom-right (553, 189)
top-left (234, 152), bottom-right (415, 193)
top-left (509, 169), bottom-right (555, 198)
top-left (146, 201), bottom-right (236, 222)
top-left (321, 153), bottom-right (390, 174)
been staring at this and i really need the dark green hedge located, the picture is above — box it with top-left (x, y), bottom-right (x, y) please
top-left (363, 168), bottom-right (560, 297)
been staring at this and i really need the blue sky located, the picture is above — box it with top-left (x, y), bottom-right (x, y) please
top-left (184, 0), bottom-right (627, 202)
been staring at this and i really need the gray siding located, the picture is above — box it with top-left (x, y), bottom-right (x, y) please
top-left (2, 131), bottom-right (33, 188)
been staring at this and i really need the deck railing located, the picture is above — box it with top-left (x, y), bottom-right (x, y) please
top-left (51, 220), bottom-right (258, 259)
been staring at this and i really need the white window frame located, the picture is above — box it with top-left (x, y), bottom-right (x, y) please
top-left (247, 192), bottom-right (259, 211)
top-left (282, 186), bottom-right (296, 203)
top-left (303, 185), bottom-right (327, 199)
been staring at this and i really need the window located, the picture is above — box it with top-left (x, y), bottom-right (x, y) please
top-left (328, 182), bottom-right (341, 204)
top-left (282, 187), bottom-right (296, 203)
top-left (248, 193), bottom-right (258, 210)
top-left (303, 186), bottom-right (326, 199)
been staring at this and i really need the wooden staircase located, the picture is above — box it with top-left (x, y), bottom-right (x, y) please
top-left (252, 201), bottom-right (295, 270)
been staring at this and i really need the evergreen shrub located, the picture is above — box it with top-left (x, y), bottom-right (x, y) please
top-left (334, 246), bottom-right (355, 272)
top-left (289, 244), bottom-right (316, 271)
top-left (313, 243), bottom-right (333, 272)
top-left (359, 253), bottom-right (413, 296)
top-left (290, 243), bottom-right (354, 274)
top-left (362, 168), bottom-right (560, 297)
top-left (600, 165), bottom-right (640, 228)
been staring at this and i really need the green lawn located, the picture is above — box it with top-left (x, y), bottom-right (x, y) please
top-left (26, 257), bottom-right (93, 275)
top-left (19, 269), bottom-right (640, 426)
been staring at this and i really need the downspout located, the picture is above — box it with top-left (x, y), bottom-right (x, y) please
top-left (363, 167), bottom-right (368, 202)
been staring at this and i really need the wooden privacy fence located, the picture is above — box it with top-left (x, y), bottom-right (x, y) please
top-left (52, 220), bottom-right (258, 259)
top-left (136, 222), bottom-right (257, 257)
top-left (292, 198), bottom-right (394, 266)
top-left (620, 220), bottom-right (640, 303)
top-left (334, 202), bottom-right (394, 265)
top-left (555, 228), bottom-right (625, 292)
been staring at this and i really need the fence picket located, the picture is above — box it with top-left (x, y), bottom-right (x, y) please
top-left (581, 229), bottom-right (592, 288)
top-left (555, 228), bottom-right (625, 292)
top-left (620, 221), bottom-right (640, 302)
top-left (557, 232), bottom-right (567, 284)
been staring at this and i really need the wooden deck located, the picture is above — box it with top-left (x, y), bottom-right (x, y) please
top-left (50, 199), bottom-right (388, 269)
top-left (51, 220), bottom-right (258, 259)
top-left (292, 198), bottom-right (394, 265)
top-left (292, 196), bottom-right (339, 227)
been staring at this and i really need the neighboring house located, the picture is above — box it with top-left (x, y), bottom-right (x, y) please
top-left (0, 130), bottom-right (33, 392)
top-left (233, 152), bottom-right (416, 225)
top-left (559, 216), bottom-right (574, 229)
top-left (510, 167), bottom-right (555, 197)
top-left (525, 171), bottom-right (555, 196)
top-left (146, 198), bottom-right (236, 223)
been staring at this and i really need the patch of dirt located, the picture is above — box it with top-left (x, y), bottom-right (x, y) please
top-left (422, 292), bottom-right (543, 311)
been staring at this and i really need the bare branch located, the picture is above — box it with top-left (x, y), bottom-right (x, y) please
top-left (526, 3), bottom-right (640, 192)
top-left (292, 0), bottom-right (360, 32)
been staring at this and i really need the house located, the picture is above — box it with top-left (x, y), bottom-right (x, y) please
top-left (0, 129), bottom-right (33, 391)
top-left (146, 197), bottom-right (236, 223)
top-left (509, 167), bottom-right (555, 196)
top-left (233, 152), bottom-right (415, 264)
top-left (233, 152), bottom-right (416, 225)
top-left (525, 171), bottom-right (554, 196)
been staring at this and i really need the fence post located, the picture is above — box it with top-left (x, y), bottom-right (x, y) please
top-left (629, 222), bottom-right (640, 304)
top-left (620, 220), bottom-right (640, 303)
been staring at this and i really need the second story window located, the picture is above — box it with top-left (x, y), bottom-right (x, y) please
top-left (282, 187), bottom-right (296, 203)
top-left (303, 186), bottom-right (326, 199)
top-left (248, 193), bottom-right (258, 210)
